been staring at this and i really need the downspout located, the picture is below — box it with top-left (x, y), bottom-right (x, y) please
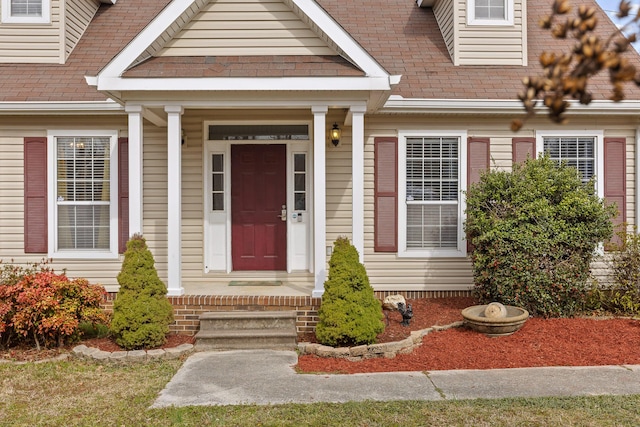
top-left (636, 126), bottom-right (640, 230)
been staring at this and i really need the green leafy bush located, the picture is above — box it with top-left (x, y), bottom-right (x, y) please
top-left (110, 234), bottom-right (174, 350)
top-left (0, 271), bottom-right (108, 349)
top-left (589, 227), bottom-right (640, 315)
top-left (464, 155), bottom-right (616, 317)
top-left (315, 237), bottom-right (384, 346)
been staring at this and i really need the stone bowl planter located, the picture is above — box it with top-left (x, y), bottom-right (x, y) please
top-left (461, 304), bottom-right (529, 337)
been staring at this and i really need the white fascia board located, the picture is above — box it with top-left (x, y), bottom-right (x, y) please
top-left (291, 0), bottom-right (389, 78)
top-left (382, 96), bottom-right (640, 115)
top-left (0, 101), bottom-right (124, 114)
top-left (99, 0), bottom-right (117, 4)
top-left (97, 76), bottom-right (394, 92)
top-left (98, 0), bottom-right (196, 79)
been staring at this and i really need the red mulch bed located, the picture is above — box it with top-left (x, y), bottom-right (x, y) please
top-left (5, 297), bottom-right (640, 373)
top-left (297, 297), bottom-right (640, 374)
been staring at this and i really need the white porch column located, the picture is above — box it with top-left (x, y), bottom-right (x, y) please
top-left (351, 106), bottom-right (366, 263)
top-left (312, 106), bottom-right (328, 298)
top-left (165, 105), bottom-right (184, 296)
top-left (125, 104), bottom-right (143, 236)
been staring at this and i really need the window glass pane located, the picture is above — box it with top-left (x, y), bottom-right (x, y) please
top-left (293, 153), bottom-right (306, 211)
top-left (212, 154), bottom-right (223, 172)
top-left (294, 174), bottom-right (305, 192)
top-left (57, 205), bottom-right (109, 250)
top-left (213, 194), bottom-right (224, 211)
top-left (294, 153), bottom-right (305, 172)
top-left (475, 0), bottom-right (505, 20)
top-left (55, 136), bottom-right (111, 251)
top-left (11, 0), bottom-right (42, 16)
top-left (211, 153), bottom-right (224, 211)
top-left (544, 136), bottom-right (595, 183)
top-left (208, 125), bottom-right (309, 140)
top-left (212, 174), bottom-right (223, 192)
top-left (405, 136), bottom-right (459, 250)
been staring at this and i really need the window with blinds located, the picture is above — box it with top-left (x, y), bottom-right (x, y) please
top-left (55, 137), bottom-right (111, 250)
top-left (543, 136), bottom-right (595, 184)
top-left (10, 0), bottom-right (42, 16)
top-left (405, 137), bottom-right (459, 249)
top-left (2, 0), bottom-right (48, 22)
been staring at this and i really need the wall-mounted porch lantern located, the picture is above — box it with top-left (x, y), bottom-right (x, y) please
top-left (330, 123), bottom-right (341, 147)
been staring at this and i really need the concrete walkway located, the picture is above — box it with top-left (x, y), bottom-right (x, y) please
top-left (152, 350), bottom-right (640, 407)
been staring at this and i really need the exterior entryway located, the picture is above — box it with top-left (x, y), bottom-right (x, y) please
top-left (231, 144), bottom-right (287, 270)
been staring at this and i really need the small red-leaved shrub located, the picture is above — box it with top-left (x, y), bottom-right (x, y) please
top-left (0, 272), bottom-right (108, 349)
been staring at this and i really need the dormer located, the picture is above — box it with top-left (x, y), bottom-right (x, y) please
top-left (0, 0), bottom-right (115, 64)
top-left (419, 0), bottom-right (527, 66)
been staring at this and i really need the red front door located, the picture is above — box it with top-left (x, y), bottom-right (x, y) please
top-left (231, 144), bottom-right (287, 270)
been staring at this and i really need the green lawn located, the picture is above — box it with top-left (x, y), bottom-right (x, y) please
top-left (1, 359), bottom-right (639, 427)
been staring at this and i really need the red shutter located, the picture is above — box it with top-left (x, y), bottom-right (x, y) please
top-left (24, 137), bottom-right (48, 253)
top-left (374, 137), bottom-right (398, 252)
top-left (118, 137), bottom-right (129, 254)
top-left (512, 137), bottom-right (536, 164)
top-left (467, 137), bottom-right (490, 186)
top-left (604, 137), bottom-right (626, 248)
top-left (467, 138), bottom-right (490, 252)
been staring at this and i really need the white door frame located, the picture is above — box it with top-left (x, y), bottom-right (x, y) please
top-left (203, 120), bottom-right (312, 273)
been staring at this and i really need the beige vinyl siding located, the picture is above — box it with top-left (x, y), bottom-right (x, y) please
top-left (433, 0), bottom-right (455, 62)
top-left (454, 0), bottom-right (527, 65)
top-left (156, 0), bottom-right (335, 57)
top-left (1, 113), bottom-right (636, 294)
top-left (0, 116), bottom-right (128, 290)
top-left (0, 1), bottom-right (62, 63)
top-left (360, 115), bottom-right (637, 292)
top-left (64, 0), bottom-right (99, 59)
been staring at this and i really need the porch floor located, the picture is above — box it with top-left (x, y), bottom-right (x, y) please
top-left (182, 281), bottom-right (314, 296)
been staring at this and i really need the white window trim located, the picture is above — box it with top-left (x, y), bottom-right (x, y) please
top-left (467, 0), bottom-right (514, 26)
top-left (535, 130), bottom-right (604, 199)
top-left (2, 0), bottom-right (50, 24)
top-left (47, 130), bottom-right (119, 259)
top-left (398, 130), bottom-right (468, 258)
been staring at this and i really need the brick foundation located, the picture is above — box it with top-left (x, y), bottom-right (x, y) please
top-left (102, 289), bottom-right (471, 336)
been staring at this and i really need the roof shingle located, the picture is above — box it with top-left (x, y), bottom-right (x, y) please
top-left (1, 0), bottom-right (638, 102)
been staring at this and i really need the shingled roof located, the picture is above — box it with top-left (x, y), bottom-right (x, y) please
top-left (0, 0), bottom-right (171, 102)
top-left (0, 0), bottom-right (639, 103)
top-left (316, 0), bottom-right (640, 100)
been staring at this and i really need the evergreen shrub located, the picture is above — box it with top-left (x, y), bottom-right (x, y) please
top-left (315, 237), bottom-right (384, 346)
top-left (464, 155), bottom-right (616, 317)
top-left (110, 234), bottom-right (174, 350)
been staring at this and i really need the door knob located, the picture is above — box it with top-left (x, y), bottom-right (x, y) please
top-left (277, 204), bottom-right (287, 221)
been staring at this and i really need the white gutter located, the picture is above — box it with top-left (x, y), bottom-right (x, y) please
top-left (0, 100), bottom-right (124, 114)
top-left (382, 96), bottom-right (640, 115)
